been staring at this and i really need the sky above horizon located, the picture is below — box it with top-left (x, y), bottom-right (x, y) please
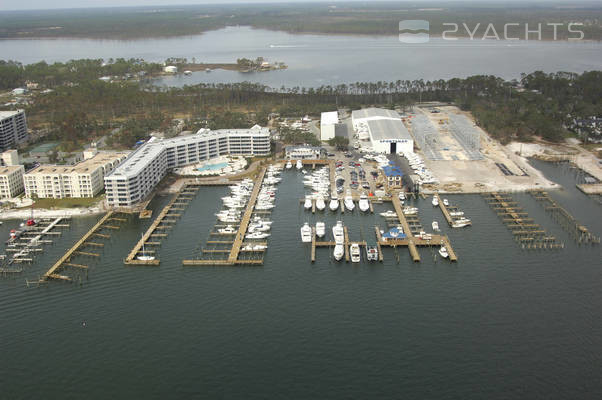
top-left (2, 0), bottom-right (598, 12)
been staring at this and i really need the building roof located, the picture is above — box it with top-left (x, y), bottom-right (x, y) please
top-left (26, 152), bottom-right (128, 176)
top-left (352, 108), bottom-right (400, 121)
top-left (367, 119), bottom-right (412, 141)
top-left (381, 165), bottom-right (404, 177)
top-left (107, 127), bottom-right (270, 179)
top-left (285, 145), bottom-right (323, 152)
top-left (0, 165), bottom-right (23, 175)
top-left (0, 110), bottom-right (24, 119)
top-left (321, 111), bottom-right (339, 125)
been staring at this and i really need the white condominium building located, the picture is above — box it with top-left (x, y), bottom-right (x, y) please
top-left (0, 165), bottom-right (25, 199)
top-left (24, 152), bottom-right (129, 199)
top-left (0, 110), bottom-right (28, 150)
top-left (105, 126), bottom-right (271, 207)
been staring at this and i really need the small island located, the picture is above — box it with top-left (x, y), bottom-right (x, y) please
top-left (160, 57), bottom-right (287, 76)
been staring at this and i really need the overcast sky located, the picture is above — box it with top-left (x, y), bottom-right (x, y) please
top-left (2, 0), bottom-right (597, 12)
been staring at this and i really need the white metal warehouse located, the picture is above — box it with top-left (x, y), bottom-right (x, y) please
top-left (352, 108), bottom-right (413, 154)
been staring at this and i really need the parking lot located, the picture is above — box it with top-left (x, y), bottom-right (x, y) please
top-left (323, 146), bottom-right (384, 197)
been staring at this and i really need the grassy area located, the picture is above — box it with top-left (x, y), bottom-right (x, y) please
top-left (30, 195), bottom-right (103, 209)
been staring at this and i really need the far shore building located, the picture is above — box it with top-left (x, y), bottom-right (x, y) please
top-left (0, 110), bottom-right (28, 151)
top-left (104, 125), bottom-right (271, 207)
top-left (0, 165), bottom-right (25, 199)
top-left (23, 151), bottom-right (129, 199)
top-left (320, 111), bottom-right (339, 141)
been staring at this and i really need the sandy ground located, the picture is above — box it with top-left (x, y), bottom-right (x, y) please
top-left (415, 106), bottom-right (561, 193)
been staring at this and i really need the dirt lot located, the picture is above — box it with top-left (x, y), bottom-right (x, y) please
top-left (411, 105), bottom-right (560, 193)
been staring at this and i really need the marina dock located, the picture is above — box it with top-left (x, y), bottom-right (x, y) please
top-left (183, 167), bottom-right (269, 266)
top-left (40, 211), bottom-right (127, 283)
top-left (125, 184), bottom-right (200, 265)
top-left (529, 190), bottom-right (600, 244)
top-left (483, 192), bottom-right (563, 249)
top-left (3, 217), bottom-right (71, 266)
top-left (435, 194), bottom-right (471, 227)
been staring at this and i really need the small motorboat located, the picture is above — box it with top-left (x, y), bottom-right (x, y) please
top-left (398, 192), bottom-right (406, 201)
top-left (350, 243), bottom-right (361, 263)
top-left (379, 210), bottom-right (397, 218)
top-left (432, 221), bottom-right (440, 231)
top-left (432, 196), bottom-right (439, 207)
top-left (358, 193), bottom-right (370, 212)
top-left (452, 218), bottom-right (471, 228)
top-left (366, 244), bottom-right (378, 261)
top-left (329, 195), bottom-right (340, 211)
top-left (439, 246), bottom-right (449, 258)
top-left (333, 244), bottom-right (344, 261)
top-left (403, 206), bottom-right (418, 215)
top-left (443, 198), bottom-right (449, 207)
top-left (315, 222), bottom-right (326, 238)
top-left (296, 159), bottom-right (303, 170)
top-left (286, 160), bottom-right (292, 169)
top-left (300, 222), bottom-right (313, 243)
top-left (304, 196), bottom-right (313, 210)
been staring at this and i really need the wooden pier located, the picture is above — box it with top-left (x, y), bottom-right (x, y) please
top-left (310, 224), bottom-right (367, 263)
top-left (378, 196), bottom-right (457, 262)
top-left (483, 192), bottom-right (563, 250)
top-left (529, 190), bottom-right (600, 244)
top-left (125, 184), bottom-right (200, 266)
top-left (435, 194), bottom-right (471, 228)
top-left (41, 212), bottom-right (125, 282)
top-left (183, 167), bottom-right (269, 266)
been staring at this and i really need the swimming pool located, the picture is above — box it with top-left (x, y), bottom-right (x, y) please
top-left (197, 162), bottom-right (228, 172)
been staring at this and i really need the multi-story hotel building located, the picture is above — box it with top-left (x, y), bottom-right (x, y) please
top-left (0, 110), bottom-right (28, 150)
top-left (24, 152), bottom-right (129, 199)
top-left (105, 126), bottom-right (271, 207)
top-left (0, 165), bottom-right (25, 199)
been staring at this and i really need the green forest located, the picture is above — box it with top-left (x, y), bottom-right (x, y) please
top-left (1, 56), bottom-right (600, 150)
top-left (1, 2), bottom-right (601, 40)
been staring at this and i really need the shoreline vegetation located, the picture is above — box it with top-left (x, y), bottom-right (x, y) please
top-left (0, 2), bottom-right (601, 41)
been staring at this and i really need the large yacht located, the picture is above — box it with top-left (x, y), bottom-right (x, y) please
top-left (344, 192), bottom-right (355, 211)
top-left (315, 222), bottom-right (326, 238)
top-left (358, 193), bottom-right (370, 212)
top-left (333, 244), bottom-right (344, 261)
top-left (315, 194), bottom-right (326, 211)
top-left (332, 221), bottom-right (345, 244)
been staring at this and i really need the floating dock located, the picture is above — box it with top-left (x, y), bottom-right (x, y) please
top-left (125, 184), bottom-right (200, 265)
top-left (483, 192), bottom-right (563, 249)
top-left (529, 190), bottom-right (600, 244)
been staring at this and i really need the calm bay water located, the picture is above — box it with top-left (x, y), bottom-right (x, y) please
top-left (1, 26), bottom-right (601, 87)
top-left (0, 161), bottom-right (601, 399)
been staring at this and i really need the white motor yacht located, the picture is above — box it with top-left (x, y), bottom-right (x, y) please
top-left (218, 225), bottom-right (237, 234)
top-left (403, 207), bottom-right (418, 215)
top-left (344, 193), bottom-right (355, 211)
top-left (296, 159), bottom-right (303, 170)
top-left (432, 196), bottom-right (439, 207)
top-left (358, 193), bottom-right (370, 212)
top-left (443, 198), bottom-right (449, 206)
top-left (329, 195), bottom-right (340, 211)
top-left (315, 222), bottom-right (326, 238)
top-left (452, 218), bottom-right (471, 228)
top-left (300, 222), bottom-right (313, 243)
top-left (315, 194), bottom-right (326, 211)
top-left (286, 160), bottom-right (292, 169)
top-left (246, 231), bottom-right (270, 239)
top-left (379, 210), bottom-right (397, 218)
top-left (432, 221), bottom-right (440, 231)
top-left (350, 243), bottom-right (361, 263)
top-left (366, 245), bottom-right (378, 261)
top-left (242, 244), bottom-right (268, 251)
top-left (333, 244), bottom-right (344, 261)
top-left (332, 221), bottom-right (345, 244)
